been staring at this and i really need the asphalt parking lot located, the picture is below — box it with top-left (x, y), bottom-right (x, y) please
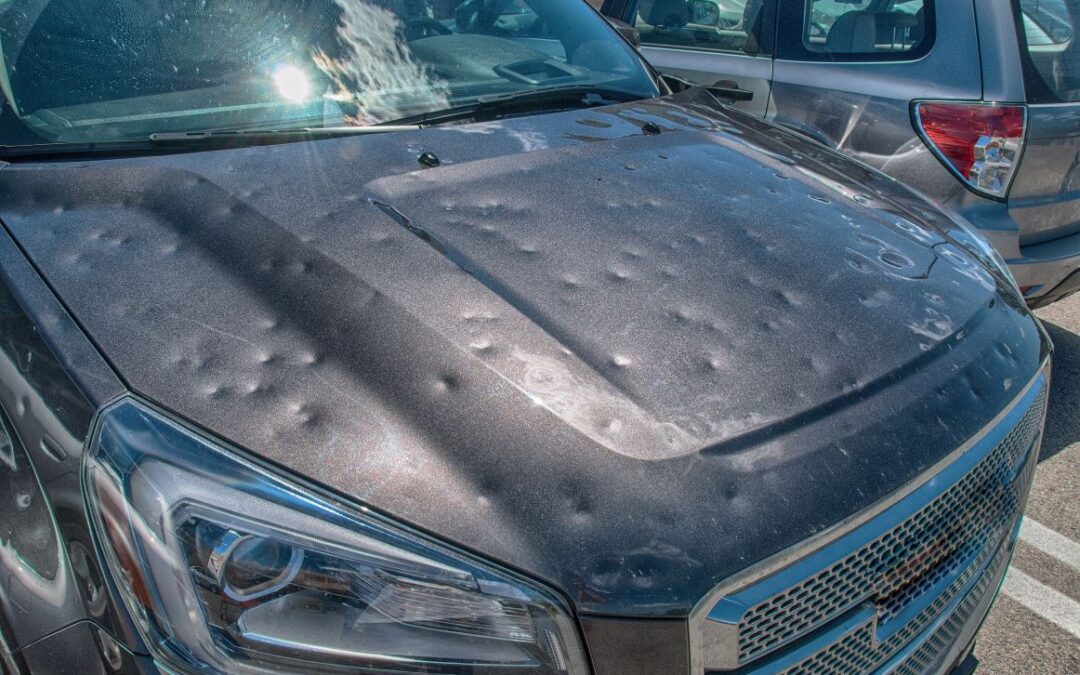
top-left (973, 294), bottom-right (1080, 674)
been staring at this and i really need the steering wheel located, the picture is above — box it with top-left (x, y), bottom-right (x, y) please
top-left (404, 18), bottom-right (453, 40)
top-left (456, 0), bottom-right (519, 34)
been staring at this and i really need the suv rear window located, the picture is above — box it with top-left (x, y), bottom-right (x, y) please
top-left (778, 0), bottom-right (933, 61)
top-left (1018, 0), bottom-right (1080, 102)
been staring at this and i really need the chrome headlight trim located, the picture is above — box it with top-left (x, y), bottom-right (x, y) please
top-left (82, 396), bottom-right (588, 674)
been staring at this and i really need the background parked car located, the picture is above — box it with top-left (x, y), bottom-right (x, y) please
top-left (602, 0), bottom-right (1080, 308)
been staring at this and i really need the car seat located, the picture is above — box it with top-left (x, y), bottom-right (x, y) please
top-left (826, 10), bottom-right (877, 53)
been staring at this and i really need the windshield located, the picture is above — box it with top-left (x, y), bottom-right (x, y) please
top-left (0, 0), bottom-right (658, 146)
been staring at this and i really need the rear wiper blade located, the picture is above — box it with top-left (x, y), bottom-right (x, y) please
top-left (391, 85), bottom-right (647, 127)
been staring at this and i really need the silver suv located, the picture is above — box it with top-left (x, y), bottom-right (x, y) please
top-left (602, 0), bottom-right (1080, 307)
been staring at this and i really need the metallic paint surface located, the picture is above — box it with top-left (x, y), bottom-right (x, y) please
top-left (619, 0), bottom-right (1080, 306)
top-left (0, 90), bottom-right (1048, 637)
top-left (759, 0), bottom-right (982, 205)
top-left (9, 620), bottom-right (149, 674)
top-left (1009, 104), bottom-right (1080, 247)
top-left (0, 228), bottom-right (130, 653)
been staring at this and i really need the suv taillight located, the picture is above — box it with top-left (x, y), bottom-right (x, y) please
top-left (913, 102), bottom-right (1027, 200)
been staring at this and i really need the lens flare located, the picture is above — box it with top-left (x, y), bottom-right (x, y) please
top-left (273, 65), bottom-right (310, 104)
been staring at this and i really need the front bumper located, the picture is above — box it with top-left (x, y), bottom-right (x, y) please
top-left (0, 535), bottom-right (1024, 675)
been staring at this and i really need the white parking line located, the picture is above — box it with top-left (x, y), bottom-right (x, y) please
top-left (1001, 568), bottom-right (1080, 639)
top-left (1019, 519), bottom-right (1080, 571)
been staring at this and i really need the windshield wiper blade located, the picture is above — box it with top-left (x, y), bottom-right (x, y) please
top-left (0, 89), bottom-right (638, 159)
top-left (0, 139), bottom-right (157, 159)
top-left (149, 124), bottom-right (419, 143)
top-left (392, 85), bottom-right (647, 127)
top-left (0, 125), bottom-right (420, 160)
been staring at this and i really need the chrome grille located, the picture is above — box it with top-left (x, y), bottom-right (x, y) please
top-left (737, 384), bottom-right (1044, 664)
top-left (784, 540), bottom-right (1011, 675)
top-left (891, 547), bottom-right (1003, 675)
top-left (698, 373), bottom-right (1048, 675)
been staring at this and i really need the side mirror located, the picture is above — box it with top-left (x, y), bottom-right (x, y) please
top-left (687, 0), bottom-right (720, 26)
top-left (605, 16), bottom-right (642, 47)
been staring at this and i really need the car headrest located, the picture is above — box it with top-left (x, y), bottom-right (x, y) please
top-left (826, 11), bottom-right (877, 53)
top-left (742, 0), bottom-right (765, 51)
top-left (646, 0), bottom-right (690, 29)
top-left (910, 7), bottom-right (926, 44)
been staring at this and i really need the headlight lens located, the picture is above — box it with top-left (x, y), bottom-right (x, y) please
top-left (85, 399), bottom-right (587, 674)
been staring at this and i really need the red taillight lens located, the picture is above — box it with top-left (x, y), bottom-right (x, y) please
top-left (914, 102), bottom-right (1026, 199)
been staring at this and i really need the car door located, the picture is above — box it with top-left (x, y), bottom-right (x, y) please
top-left (766, 0), bottom-right (983, 202)
top-left (606, 0), bottom-right (777, 115)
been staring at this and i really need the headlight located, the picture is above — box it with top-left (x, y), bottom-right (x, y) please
top-left (85, 399), bottom-right (588, 674)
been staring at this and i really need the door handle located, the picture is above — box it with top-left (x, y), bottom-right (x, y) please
top-left (707, 80), bottom-right (754, 102)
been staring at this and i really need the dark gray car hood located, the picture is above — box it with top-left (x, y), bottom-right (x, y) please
top-left (0, 90), bottom-right (1046, 616)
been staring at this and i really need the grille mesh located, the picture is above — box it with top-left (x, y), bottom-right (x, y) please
top-left (782, 531), bottom-right (1014, 675)
top-left (891, 549), bottom-right (1000, 675)
top-left (736, 385), bottom-right (1046, 668)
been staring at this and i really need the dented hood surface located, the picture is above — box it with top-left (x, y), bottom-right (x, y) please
top-left (0, 90), bottom-right (1046, 616)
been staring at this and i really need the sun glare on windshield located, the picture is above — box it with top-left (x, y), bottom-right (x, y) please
top-left (273, 65), bottom-right (312, 104)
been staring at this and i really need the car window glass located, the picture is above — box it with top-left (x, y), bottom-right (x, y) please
top-left (802, 0), bottom-right (929, 57)
top-left (634, 0), bottom-right (767, 55)
top-left (1019, 0), bottom-right (1079, 102)
top-left (0, 0), bottom-right (658, 145)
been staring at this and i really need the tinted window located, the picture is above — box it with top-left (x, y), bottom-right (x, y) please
top-left (791, 0), bottom-right (932, 60)
top-left (635, 0), bottom-right (770, 54)
top-left (1019, 0), bottom-right (1080, 102)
